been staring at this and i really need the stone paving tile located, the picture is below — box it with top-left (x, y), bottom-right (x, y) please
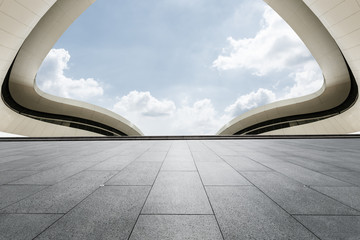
top-left (222, 156), bottom-right (272, 172)
top-left (74, 152), bottom-right (117, 162)
top-left (165, 154), bottom-right (193, 161)
top-left (197, 162), bottom-right (251, 186)
top-left (0, 213), bottom-right (62, 240)
top-left (15, 157), bottom-right (72, 171)
top-left (323, 171), bottom-right (360, 186)
top-left (35, 186), bottom-right (150, 240)
top-left (312, 186), bottom-right (360, 211)
top-left (203, 142), bottom-right (238, 156)
top-left (0, 138), bottom-right (359, 239)
top-left (261, 162), bottom-right (352, 186)
top-left (243, 152), bottom-right (285, 164)
top-left (283, 156), bottom-right (348, 172)
top-left (147, 141), bottom-right (172, 152)
top-left (0, 185), bottom-right (47, 209)
top-left (142, 171), bottom-right (212, 214)
top-left (10, 161), bottom-right (96, 185)
top-left (106, 162), bottom-right (162, 186)
top-left (187, 141), bottom-right (208, 152)
top-left (243, 172), bottom-right (359, 215)
top-left (192, 151), bottom-right (222, 162)
top-left (295, 216), bottom-right (360, 240)
top-left (136, 151), bottom-right (167, 162)
top-left (0, 170), bottom-right (38, 185)
top-left (88, 155), bottom-right (135, 171)
top-left (0, 157), bottom-right (48, 171)
top-left (206, 186), bottom-right (318, 240)
top-left (129, 215), bottom-right (223, 240)
top-left (2, 171), bottom-right (116, 213)
top-left (161, 161), bottom-right (197, 171)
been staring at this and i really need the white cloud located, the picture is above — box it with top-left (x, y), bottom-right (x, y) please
top-left (37, 49), bottom-right (104, 100)
top-left (212, 4), bottom-right (324, 118)
top-left (225, 88), bottom-right (276, 117)
top-left (281, 61), bottom-right (323, 99)
top-left (113, 90), bottom-right (176, 117)
top-left (222, 61), bottom-right (323, 118)
top-left (172, 99), bottom-right (230, 135)
top-left (212, 6), bottom-right (312, 76)
top-left (112, 91), bottom-right (230, 135)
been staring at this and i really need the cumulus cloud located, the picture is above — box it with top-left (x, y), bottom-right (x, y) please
top-left (223, 62), bottom-right (323, 118)
top-left (112, 91), bottom-right (230, 135)
top-left (113, 90), bottom-right (176, 117)
top-left (225, 88), bottom-right (276, 117)
top-left (172, 99), bottom-right (231, 135)
top-left (281, 61), bottom-right (323, 99)
top-left (211, 4), bottom-right (324, 118)
top-left (37, 49), bottom-right (104, 100)
top-left (212, 6), bottom-right (312, 76)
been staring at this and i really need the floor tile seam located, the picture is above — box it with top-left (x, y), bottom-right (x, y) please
top-left (204, 144), bottom-right (322, 240)
top-left (239, 155), bottom-right (352, 188)
top-left (279, 141), bottom-right (340, 152)
top-left (8, 152), bottom-right (121, 186)
top-left (30, 183), bottom-right (113, 240)
top-left (0, 184), bottom-right (53, 212)
top-left (188, 141), bottom-right (225, 240)
top-left (0, 159), bottom-right (54, 172)
top-left (104, 184), bottom-right (153, 187)
top-left (101, 147), bottom-right (155, 186)
top-left (230, 169), bottom-right (322, 240)
top-left (283, 157), bottom-right (355, 174)
top-left (232, 154), bottom-right (275, 171)
top-left (319, 172), bottom-right (360, 187)
top-left (307, 186), bottom-right (360, 213)
top-left (203, 146), bottom-right (262, 189)
top-left (82, 169), bottom-right (125, 172)
top-left (2, 183), bottom-right (51, 186)
top-left (160, 170), bottom-right (197, 172)
top-left (0, 212), bottom-right (64, 215)
top-left (235, 170), bottom-right (275, 172)
top-left (139, 213), bottom-right (215, 216)
top-left (203, 185), bottom-right (255, 187)
top-left (126, 144), bottom-right (170, 240)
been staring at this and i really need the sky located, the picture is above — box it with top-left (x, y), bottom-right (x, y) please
top-left (36, 0), bottom-right (323, 135)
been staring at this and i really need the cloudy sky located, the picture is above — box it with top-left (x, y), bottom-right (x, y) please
top-left (36, 0), bottom-right (323, 135)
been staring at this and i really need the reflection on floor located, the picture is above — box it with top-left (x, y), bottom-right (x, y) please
top-left (0, 138), bottom-right (359, 239)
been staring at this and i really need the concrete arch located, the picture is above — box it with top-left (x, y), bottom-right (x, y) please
top-left (0, 0), bottom-right (359, 136)
top-left (218, 0), bottom-right (360, 135)
top-left (0, 0), bottom-right (142, 136)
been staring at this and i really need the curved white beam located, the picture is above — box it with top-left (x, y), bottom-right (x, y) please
top-left (0, 0), bottom-right (142, 136)
top-left (218, 0), bottom-right (359, 135)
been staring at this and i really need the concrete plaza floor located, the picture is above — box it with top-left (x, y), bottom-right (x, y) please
top-left (0, 137), bottom-right (359, 239)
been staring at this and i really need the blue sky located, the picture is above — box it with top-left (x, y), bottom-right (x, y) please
top-left (37, 0), bottom-right (323, 135)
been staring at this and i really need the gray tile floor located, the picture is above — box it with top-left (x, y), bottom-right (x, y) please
top-left (0, 138), bottom-right (360, 239)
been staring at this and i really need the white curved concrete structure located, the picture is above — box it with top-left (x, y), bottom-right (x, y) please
top-left (0, 0), bottom-right (143, 136)
top-left (219, 0), bottom-right (360, 135)
top-left (0, 0), bottom-right (359, 136)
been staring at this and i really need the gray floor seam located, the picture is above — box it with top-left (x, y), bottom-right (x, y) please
top-left (189, 141), bottom-right (226, 240)
top-left (126, 144), bottom-right (170, 240)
